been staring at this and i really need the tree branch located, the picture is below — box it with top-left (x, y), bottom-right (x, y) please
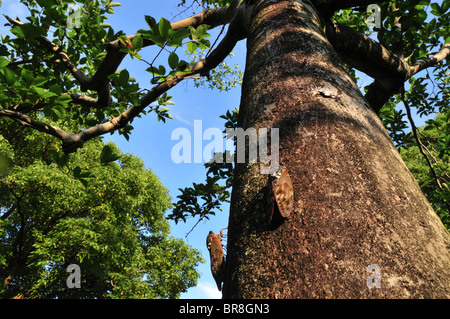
top-left (88, 4), bottom-right (240, 97)
top-left (1, 4), bottom-right (245, 154)
top-left (326, 20), bottom-right (408, 81)
top-left (60, 73), bottom-right (190, 153)
top-left (5, 4), bottom-right (241, 110)
top-left (190, 3), bottom-right (248, 74)
top-left (0, 109), bottom-right (71, 141)
top-left (325, 21), bottom-right (450, 112)
top-left (69, 94), bottom-right (99, 108)
top-left (61, 24), bottom-right (241, 154)
top-left (408, 43), bottom-right (450, 77)
top-left (365, 43), bottom-right (449, 113)
top-left (0, 204), bottom-right (16, 221)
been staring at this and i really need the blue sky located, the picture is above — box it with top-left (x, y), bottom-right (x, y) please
top-left (0, 0), bottom-right (440, 299)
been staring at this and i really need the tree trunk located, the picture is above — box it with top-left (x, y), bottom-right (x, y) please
top-left (223, 0), bottom-right (450, 298)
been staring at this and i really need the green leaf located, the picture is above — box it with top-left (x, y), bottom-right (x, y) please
top-left (144, 31), bottom-right (165, 47)
top-left (430, 3), bottom-right (440, 11)
top-left (198, 39), bottom-right (211, 49)
top-left (0, 56), bottom-right (9, 68)
top-left (416, 10), bottom-right (427, 21)
top-left (52, 104), bottom-right (66, 118)
top-left (21, 68), bottom-right (35, 84)
top-left (100, 145), bottom-right (112, 163)
top-left (118, 35), bottom-right (132, 50)
top-left (78, 178), bottom-right (89, 188)
top-left (442, 0), bottom-right (450, 12)
top-left (73, 166), bottom-right (82, 178)
top-left (168, 29), bottom-right (190, 47)
top-left (187, 42), bottom-right (198, 54)
top-left (107, 161), bottom-right (121, 171)
top-left (131, 35), bottom-right (143, 51)
top-left (32, 76), bottom-right (48, 87)
top-left (189, 24), bottom-right (210, 40)
top-left (49, 84), bottom-right (63, 95)
top-left (430, 3), bottom-right (443, 16)
top-left (57, 153), bottom-right (70, 168)
top-left (146, 65), bottom-right (167, 76)
top-left (100, 144), bottom-right (121, 164)
top-left (145, 15), bottom-right (157, 29)
top-left (10, 25), bottom-right (25, 39)
top-left (158, 17), bottom-right (171, 39)
top-left (31, 87), bottom-right (57, 99)
top-left (168, 52), bottom-right (179, 70)
top-left (54, 94), bottom-right (72, 105)
top-left (119, 69), bottom-right (129, 86)
top-left (3, 68), bottom-right (16, 86)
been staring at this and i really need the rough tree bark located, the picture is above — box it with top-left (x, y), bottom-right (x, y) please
top-left (222, 0), bottom-right (450, 298)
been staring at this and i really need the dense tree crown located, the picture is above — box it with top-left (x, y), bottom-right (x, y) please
top-left (0, 0), bottom-right (449, 298)
top-left (0, 118), bottom-right (203, 298)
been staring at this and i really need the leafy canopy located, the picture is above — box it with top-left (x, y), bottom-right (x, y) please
top-left (0, 118), bottom-right (203, 298)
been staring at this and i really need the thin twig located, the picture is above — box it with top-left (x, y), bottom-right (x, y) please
top-left (401, 86), bottom-right (442, 190)
top-left (185, 180), bottom-right (232, 238)
top-left (401, 86), bottom-right (449, 214)
top-left (206, 24), bottom-right (227, 58)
